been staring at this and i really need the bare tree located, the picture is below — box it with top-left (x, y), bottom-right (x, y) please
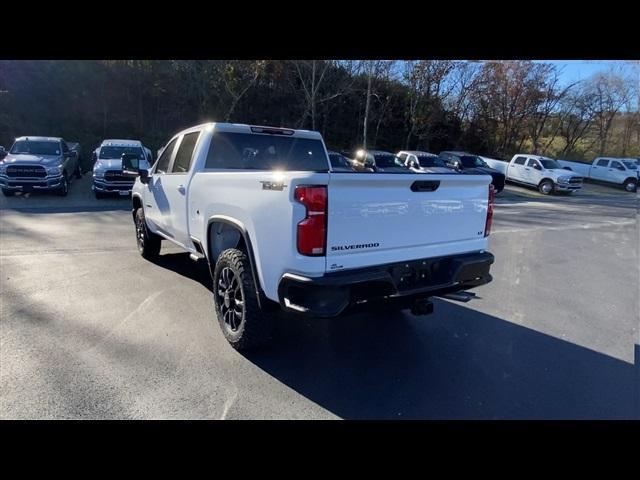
top-left (222, 60), bottom-right (266, 122)
top-left (357, 60), bottom-right (396, 148)
top-left (403, 60), bottom-right (456, 149)
top-left (290, 60), bottom-right (357, 130)
top-left (557, 86), bottom-right (598, 157)
top-left (527, 65), bottom-right (577, 154)
top-left (586, 70), bottom-right (631, 154)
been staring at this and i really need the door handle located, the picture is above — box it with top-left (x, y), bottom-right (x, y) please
top-left (177, 185), bottom-right (186, 194)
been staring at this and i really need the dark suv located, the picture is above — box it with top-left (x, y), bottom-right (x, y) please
top-left (439, 151), bottom-right (505, 193)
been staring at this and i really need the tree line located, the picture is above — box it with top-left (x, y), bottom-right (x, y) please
top-left (0, 60), bottom-right (638, 165)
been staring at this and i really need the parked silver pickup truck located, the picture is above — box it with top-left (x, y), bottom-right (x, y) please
top-left (0, 136), bottom-right (82, 197)
top-left (92, 139), bottom-right (151, 198)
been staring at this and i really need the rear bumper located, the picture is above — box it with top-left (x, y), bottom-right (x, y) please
top-left (277, 251), bottom-right (494, 317)
top-left (0, 175), bottom-right (63, 191)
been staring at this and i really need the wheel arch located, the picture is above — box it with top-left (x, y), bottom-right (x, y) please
top-left (538, 177), bottom-right (555, 186)
top-left (206, 216), bottom-right (267, 309)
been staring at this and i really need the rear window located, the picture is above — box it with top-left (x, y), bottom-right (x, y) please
top-left (205, 132), bottom-right (329, 171)
top-left (417, 155), bottom-right (445, 167)
top-left (373, 154), bottom-right (404, 168)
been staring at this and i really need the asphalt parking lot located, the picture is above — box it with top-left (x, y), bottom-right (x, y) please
top-left (1, 176), bottom-right (638, 419)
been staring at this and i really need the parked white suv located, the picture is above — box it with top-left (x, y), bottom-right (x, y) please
top-left (506, 154), bottom-right (584, 195)
top-left (125, 123), bottom-right (495, 349)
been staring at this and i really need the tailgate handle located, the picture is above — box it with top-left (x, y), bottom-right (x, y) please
top-left (411, 180), bottom-right (440, 192)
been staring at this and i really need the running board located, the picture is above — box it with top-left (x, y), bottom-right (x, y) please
top-left (439, 291), bottom-right (477, 303)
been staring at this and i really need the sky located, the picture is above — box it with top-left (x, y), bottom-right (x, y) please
top-left (535, 60), bottom-right (638, 85)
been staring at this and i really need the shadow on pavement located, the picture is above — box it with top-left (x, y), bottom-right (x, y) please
top-left (245, 301), bottom-right (637, 419)
top-left (152, 252), bottom-right (213, 292)
top-left (151, 252), bottom-right (637, 420)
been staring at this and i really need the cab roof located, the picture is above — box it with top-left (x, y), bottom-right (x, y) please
top-left (398, 150), bottom-right (437, 156)
top-left (100, 139), bottom-right (143, 147)
top-left (176, 122), bottom-right (323, 140)
top-left (15, 136), bottom-right (62, 142)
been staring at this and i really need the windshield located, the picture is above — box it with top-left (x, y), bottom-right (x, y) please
top-left (10, 140), bottom-right (60, 156)
top-left (622, 161), bottom-right (637, 170)
top-left (99, 146), bottom-right (144, 160)
top-left (374, 154), bottom-right (404, 168)
top-left (417, 155), bottom-right (445, 168)
top-left (539, 159), bottom-right (562, 169)
top-left (460, 156), bottom-right (488, 168)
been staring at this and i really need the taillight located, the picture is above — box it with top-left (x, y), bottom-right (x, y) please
top-left (484, 184), bottom-right (495, 237)
top-left (295, 185), bottom-right (327, 256)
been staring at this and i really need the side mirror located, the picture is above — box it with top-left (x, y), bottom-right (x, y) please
top-left (122, 153), bottom-right (149, 183)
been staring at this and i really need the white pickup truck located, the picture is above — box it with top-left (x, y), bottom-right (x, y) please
top-left (124, 122), bottom-right (495, 349)
top-left (500, 154), bottom-right (585, 195)
top-left (557, 157), bottom-right (638, 192)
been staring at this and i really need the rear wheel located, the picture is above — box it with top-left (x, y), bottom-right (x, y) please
top-left (623, 178), bottom-right (637, 193)
top-left (538, 179), bottom-right (554, 195)
top-left (213, 248), bottom-right (274, 350)
top-left (2, 188), bottom-right (15, 197)
top-left (134, 207), bottom-right (161, 260)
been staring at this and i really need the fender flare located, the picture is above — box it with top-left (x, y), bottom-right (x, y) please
top-left (131, 193), bottom-right (144, 220)
top-left (206, 216), bottom-right (268, 309)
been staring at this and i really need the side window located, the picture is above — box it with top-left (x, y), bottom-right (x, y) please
top-left (171, 131), bottom-right (200, 173)
top-left (596, 159), bottom-right (609, 167)
top-left (514, 156), bottom-right (527, 165)
top-left (398, 153), bottom-right (408, 162)
top-left (61, 141), bottom-right (69, 153)
top-left (526, 159), bottom-right (538, 168)
top-left (609, 161), bottom-right (623, 170)
top-left (155, 137), bottom-right (178, 174)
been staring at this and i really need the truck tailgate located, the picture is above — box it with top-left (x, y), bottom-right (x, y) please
top-left (325, 173), bottom-right (491, 272)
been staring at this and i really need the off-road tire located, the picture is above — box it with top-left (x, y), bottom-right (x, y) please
top-left (213, 248), bottom-right (275, 350)
top-left (134, 207), bottom-right (161, 260)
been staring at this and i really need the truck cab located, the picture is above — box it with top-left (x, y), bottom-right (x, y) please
top-left (590, 157), bottom-right (638, 192)
top-left (92, 139), bottom-right (151, 198)
top-left (507, 154), bottom-right (584, 195)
